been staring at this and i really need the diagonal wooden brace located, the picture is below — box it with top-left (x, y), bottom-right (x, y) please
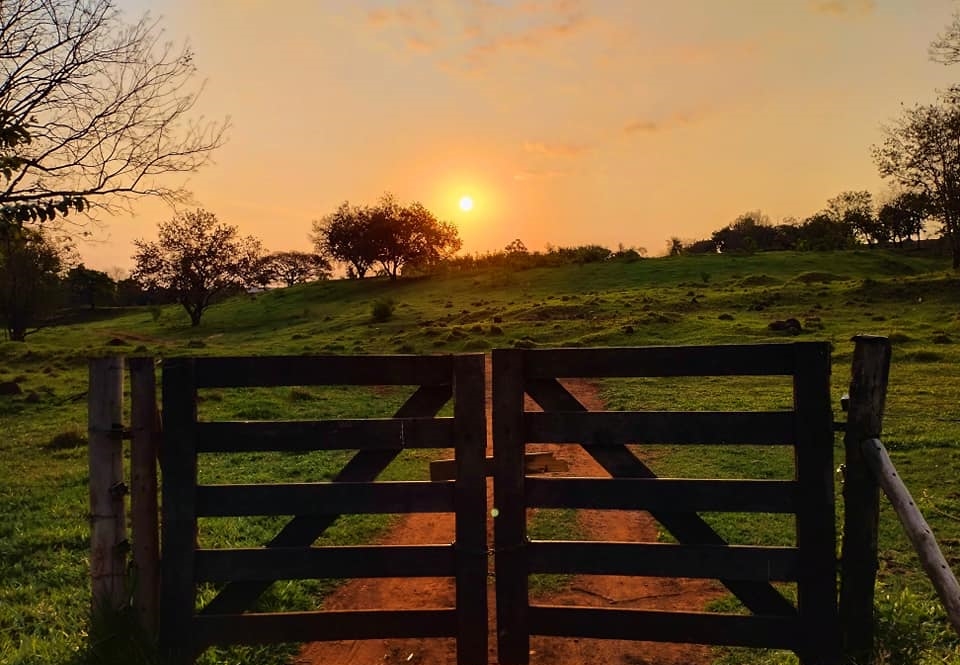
top-left (200, 384), bottom-right (453, 616)
top-left (524, 378), bottom-right (796, 618)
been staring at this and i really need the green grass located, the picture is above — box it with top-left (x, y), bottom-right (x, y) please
top-left (2, 248), bottom-right (960, 664)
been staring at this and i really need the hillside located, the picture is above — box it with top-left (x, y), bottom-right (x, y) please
top-left (1, 248), bottom-right (959, 665)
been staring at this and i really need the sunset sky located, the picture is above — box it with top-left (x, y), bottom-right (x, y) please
top-left (83, 0), bottom-right (960, 272)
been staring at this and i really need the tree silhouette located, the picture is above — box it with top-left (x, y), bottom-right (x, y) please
top-left (132, 210), bottom-right (263, 326)
top-left (0, 0), bottom-right (226, 229)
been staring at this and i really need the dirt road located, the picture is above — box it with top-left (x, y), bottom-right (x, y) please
top-left (297, 357), bottom-right (721, 665)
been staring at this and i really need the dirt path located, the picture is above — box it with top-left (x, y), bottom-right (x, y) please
top-left (296, 356), bottom-right (722, 665)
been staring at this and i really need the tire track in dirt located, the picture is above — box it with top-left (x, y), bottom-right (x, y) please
top-left (297, 356), bottom-right (721, 665)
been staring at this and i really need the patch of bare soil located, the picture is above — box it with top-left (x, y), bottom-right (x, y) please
top-left (296, 356), bottom-right (721, 665)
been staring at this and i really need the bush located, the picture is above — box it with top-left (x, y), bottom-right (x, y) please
top-left (371, 298), bottom-right (395, 323)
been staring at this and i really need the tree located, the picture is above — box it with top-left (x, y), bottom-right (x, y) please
top-left (930, 11), bottom-right (960, 65)
top-left (64, 264), bottom-right (115, 309)
top-left (796, 212), bottom-right (857, 251)
top-left (131, 210), bottom-right (263, 326)
top-left (825, 191), bottom-right (883, 246)
top-left (313, 195), bottom-right (461, 279)
top-left (877, 191), bottom-right (930, 246)
top-left (367, 195), bottom-right (461, 279)
top-left (0, 0), bottom-right (226, 229)
top-left (873, 90), bottom-right (960, 268)
top-left (260, 251), bottom-right (332, 287)
top-left (667, 237), bottom-right (684, 256)
top-left (0, 226), bottom-right (73, 340)
top-left (311, 202), bottom-right (377, 278)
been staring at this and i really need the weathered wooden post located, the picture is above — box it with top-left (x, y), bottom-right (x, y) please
top-left (129, 357), bottom-right (160, 634)
top-left (861, 437), bottom-right (960, 635)
top-left (839, 335), bottom-right (891, 665)
top-left (88, 356), bottom-right (128, 612)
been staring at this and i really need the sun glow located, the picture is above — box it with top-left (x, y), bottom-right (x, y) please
top-left (459, 195), bottom-right (474, 212)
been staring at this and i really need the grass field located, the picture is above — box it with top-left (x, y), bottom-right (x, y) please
top-left (1, 248), bottom-right (959, 664)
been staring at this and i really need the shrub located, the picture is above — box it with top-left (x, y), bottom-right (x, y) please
top-left (371, 298), bottom-right (395, 322)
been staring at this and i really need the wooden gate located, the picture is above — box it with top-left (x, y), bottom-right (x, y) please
top-left (159, 354), bottom-right (487, 664)
top-left (492, 342), bottom-right (839, 665)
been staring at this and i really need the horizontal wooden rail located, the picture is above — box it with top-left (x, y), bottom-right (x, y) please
top-left (527, 541), bottom-right (799, 581)
top-left (528, 606), bottom-right (801, 648)
top-left (526, 477), bottom-right (798, 512)
top-left (524, 410), bottom-right (796, 445)
top-left (195, 544), bottom-right (455, 582)
top-left (195, 418), bottom-right (455, 452)
top-left (194, 608), bottom-right (459, 645)
top-left (862, 438), bottom-right (960, 635)
top-left (193, 355), bottom-right (455, 388)
top-left (196, 481), bottom-right (455, 516)
top-left (520, 343), bottom-right (801, 378)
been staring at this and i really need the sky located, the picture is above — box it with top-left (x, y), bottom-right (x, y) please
top-left (81, 0), bottom-right (960, 272)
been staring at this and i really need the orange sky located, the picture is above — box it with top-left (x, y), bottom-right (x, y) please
top-left (81, 0), bottom-right (960, 272)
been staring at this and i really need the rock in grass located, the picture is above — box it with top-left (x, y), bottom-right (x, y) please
top-left (718, 313), bottom-right (734, 321)
top-left (0, 381), bottom-right (21, 395)
top-left (768, 318), bottom-right (802, 335)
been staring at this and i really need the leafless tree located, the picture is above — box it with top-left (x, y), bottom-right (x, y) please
top-left (0, 0), bottom-right (227, 227)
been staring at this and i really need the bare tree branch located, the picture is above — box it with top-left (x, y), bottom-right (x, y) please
top-left (0, 0), bottom-right (228, 229)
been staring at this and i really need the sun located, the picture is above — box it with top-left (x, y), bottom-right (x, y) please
top-left (459, 195), bottom-right (474, 212)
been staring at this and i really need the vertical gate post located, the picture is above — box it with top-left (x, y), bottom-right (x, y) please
top-left (839, 336), bottom-right (891, 665)
top-left (793, 342), bottom-right (840, 664)
top-left (159, 358), bottom-right (199, 664)
top-left (129, 357), bottom-right (160, 635)
top-left (493, 349), bottom-right (529, 665)
top-left (453, 354), bottom-right (488, 664)
top-left (88, 356), bottom-right (127, 612)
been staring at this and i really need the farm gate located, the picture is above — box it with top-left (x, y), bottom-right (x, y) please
top-left (492, 342), bottom-right (838, 665)
top-left (159, 354), bottom-right (487, 664)
top-left (152, 342), bottom-right (841, 664)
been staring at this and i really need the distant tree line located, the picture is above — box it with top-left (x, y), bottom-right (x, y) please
top-left (667, 189), bottom-right (933, 257)
top-left (436, 240), bottom-right (647, 274)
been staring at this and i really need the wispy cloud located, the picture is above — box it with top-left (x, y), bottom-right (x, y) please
top-left (522, 141), bottom-right (589, 158)
top-left (808, 0), bottom-right (876, 17)
top-left (513, 169), bottom-right (567, 182)
top-left (361, 0), bottom-right (599, 69)
top-left (623, 110), bottom-right (702, 135)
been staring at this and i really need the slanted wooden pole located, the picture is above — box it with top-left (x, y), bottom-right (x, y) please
top-left (861, 437), bottom-right (960, 635)
top-left (839, 336), bottom-right (891, 665)
top-left (88, 356), bottom-right (128, 612)
top-left (129, 357), bottom-right (160, 634)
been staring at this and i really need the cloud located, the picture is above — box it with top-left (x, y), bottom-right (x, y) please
top-left (465, 12), bottom-right (592, 65)
top-left (522, 141), bottom-right (589, 158)
top-left (808, 0), bottom-right (876, 16)
top-left (513, 169), bottom-right (567, 181)
top-left (405, 36), bottom-right (434, 54)
top-left (362, 0), bottom-right (599, 72)
top-left (623, 110), bottom-right (702, 135)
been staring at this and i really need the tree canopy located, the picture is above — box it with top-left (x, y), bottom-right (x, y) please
top-left (0, 0), bottom-right (226, 229)
top-left (259, 251), bottom-right (332, 287)
top-left (873, 89), bottom-right (960, 268)
top-left (131, 210), bottom-right (262, 326)
top-left (0, 226), bottom-right (73, 340)
top-left (313, 194), bottom-right (461, 279)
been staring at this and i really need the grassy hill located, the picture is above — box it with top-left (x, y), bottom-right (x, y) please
top-left (2, 248), bottom-right (959, 664)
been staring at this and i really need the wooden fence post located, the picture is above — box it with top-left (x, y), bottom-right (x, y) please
top-left (129, 357), bottom-right (160, 634)
top-left (88, 356), bottom-right (127, 612)
top-left (860, 438), bottom-right (960, 635)
top-left (839, 336), bottom-right (891, 665)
